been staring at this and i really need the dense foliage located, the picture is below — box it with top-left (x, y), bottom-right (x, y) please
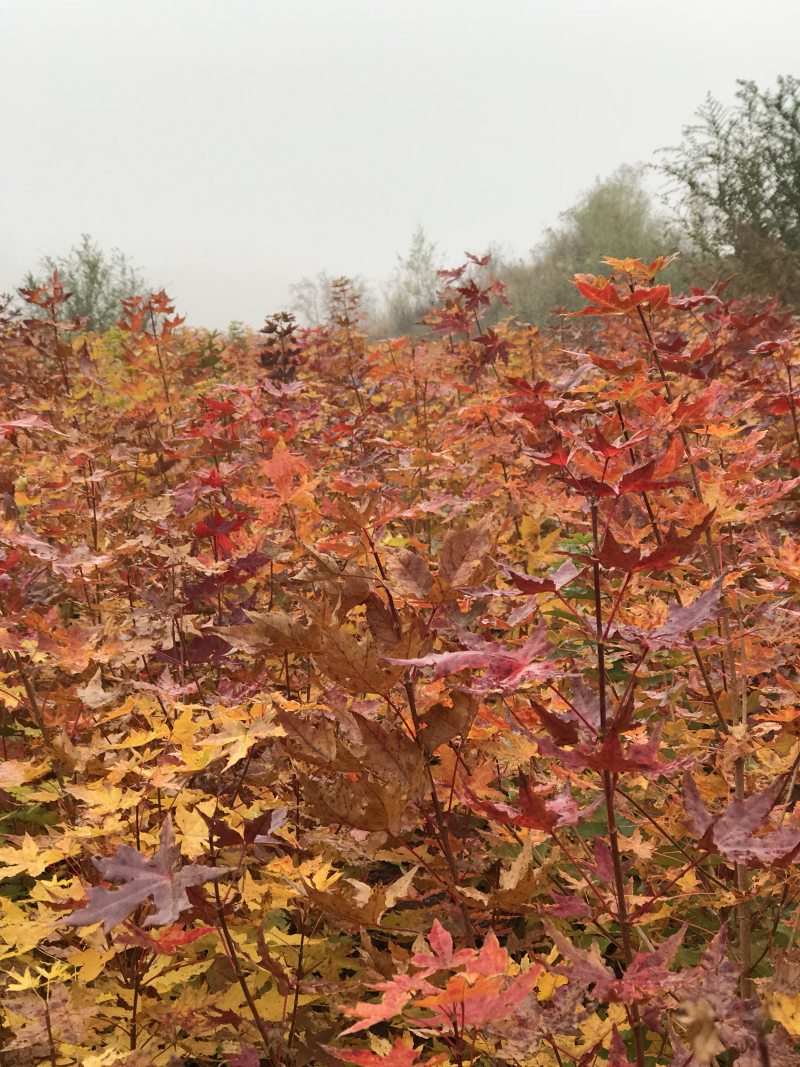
top-left (2, 255), bottom-right (800, 1067)
top-left (660, 76), bottom-right (800, 305)
top-left (496, 167), bottom-right (693, 327)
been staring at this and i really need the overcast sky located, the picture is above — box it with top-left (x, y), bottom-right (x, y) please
top-left (2, 1), bottom-right (800, 330)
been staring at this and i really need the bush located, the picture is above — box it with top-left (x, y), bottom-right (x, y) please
top-left (21, 233), bottom-right (149, 333)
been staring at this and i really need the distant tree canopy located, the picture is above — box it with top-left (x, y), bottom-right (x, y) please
top-left (376, 225), bottom-right (443, 337)
top-left (366, 179), bottom-right (690, 337)
top-left (289, 270), bottom-right (373, 328)
top-left (492, 165), bottom-right (692, 325)
top-left (659, 76), bottom-right (800, 303)
top-left (290, 230), bottom-right (441, 339)
top-left (22, 234), bottom-right (148, 333)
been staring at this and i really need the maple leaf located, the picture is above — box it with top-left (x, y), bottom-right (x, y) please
top-left (0, 414), bottom-right (64, 440)
top-left (529, 437), bottom-right (571, 467)
top-left (673, 923), bottom-right (764, 1059)
top-left (366, 591), bottom-right (401, 648)
top-left (438, 514), bottom-right (492, 588)
top-left (474, 327), bottom-right (514, 364)
top-left (589, 350), bottom-right (647, 375)
top-left (228, 1044), bottom-right (261, 1067)
top-left (544, 918), bottom-right (685, 1003)
top-left (572, 276), bottom-right (672, 317)
top-left (529, 699), bottom-right (581, 745)
top-left (339, 974), bottom-right (434, 1035)
top-left (384, 547), bottom-right (434, 599)
top-left (612, 577), bottom-right (724, 651)
top-left (537, 719), bottom-right (692, 779)
top-left (51, 543), bottom-right (115, 580)
top-left (218, 608), bottom-right (323, 654)
top-left (387, 617), bottom-right (558, 692)
top-left (326, 1037), bottom-right (446, 1067)
top-left (596, 511), bottom-right (715, 573)
top-left (547, 892), bottom-right (592, 918)
top-left (252, 806), bottom-right (289, 845)
top-left (616, 457), bottom-right (683, 495)
top-left (63, 815), bottom-right (231, 934)
top-left (682, 772), bottom-right (800, 865)
top-left (416, 690), bottom-right (478, 754)
top-left (315, 622), bottom-right (422, 695)
top-left (300, 711), bottom-right (424, 832)
top-left (459, 778), bottom-right (602, 832)
top-left (542, 916), bottom-right (615, 992)
top-left (411, 919), bottom-right (477, 974)
top-left (437, 261), bottom-right (468, 285)
top-left (114, 922), bottom-right (215, 954)
top-left (496, 558), bottom-right (581, 596)
top-left (608, 1026), bottom-right (634, 1066)
top-left (415, 968), bottom-right (542, 1030)
top-left (277, 707), bottom-right (338, 766)
top-left (303, 864), bottom-right (418, 927)
top-left (0, 759), bottom-right (41, 789)
top-left (1, 982), bottom-right (94, 1052)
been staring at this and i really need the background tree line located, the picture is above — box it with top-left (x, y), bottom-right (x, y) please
top-left (17, 75), bottom-right (800, 339)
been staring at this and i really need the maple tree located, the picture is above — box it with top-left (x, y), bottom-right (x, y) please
top-left (3, 250), bottom-right (800, 1067)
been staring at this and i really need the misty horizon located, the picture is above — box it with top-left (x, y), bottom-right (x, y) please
top-left (4, 1), bottom-right (800, 330)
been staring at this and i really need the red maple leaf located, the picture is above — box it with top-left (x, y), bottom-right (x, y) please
top-left (597, 511), bottom-right (715, 573)
top-left (459, 779), bottom-right (602, 832)
top-left (326, 1038), bottom-right (447, 1067)
top-left (410, 919), bottom-right (476, 975)
top-left (572, 277), bottom-right (672, 317)
top-left (537, 720), bottom-right (693, 779)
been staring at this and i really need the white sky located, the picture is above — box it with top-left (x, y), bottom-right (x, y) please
top-left (2, 1), bottom-right (799, 329)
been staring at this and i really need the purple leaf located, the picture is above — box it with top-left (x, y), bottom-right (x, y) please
top-left (386, 618), bottom-right (558, 693)
top-left (682, 772), bottom-right (800, 866)
top-left (63, 816), bottom-right (230, 934)
top-left (612, 578), bottom-right (724, 651)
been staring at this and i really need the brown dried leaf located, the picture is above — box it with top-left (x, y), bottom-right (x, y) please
top-left (315, 623), bottom-right (425, 695)
top-left (365, 592), bottom-right (400, 649)
top-left (217, 610), bottom-right (322, 654)
top-left (490, 835), bottom-right (552, 912)
top-left (417, 691), bottom-right (478, 754)
top-left (439, 514), bottom-right (492, 588)
top-left (300, 771), bottom-right (409, 832)
top-left (304, 878), bottom-right (388, 927)
top-left (353, 712), bottom-right (425, 792)
top-left (276, 709), bottom-right (339, 767)
top-left (384, 548), bottom-right (433, 600)
top-left (293, 545), bottom-right (379, 615)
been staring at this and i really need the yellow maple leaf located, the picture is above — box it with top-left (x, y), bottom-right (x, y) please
top-left (197, 706), bottom-right (283, 770)
top-left (0, 760), bottom-right (45, 789)
top-left (68, 781), bottom-right (143, 815)
top-left (67, 946), bottom-right (115, 983)
top-left (253, 984), bottom-right (316, 1021)
top-left (0, 835), bottom-right (67, 879)
top-left (766, 991), bottom-right (800, 1035)
top-left (175, 802), bottom-right (216, 859)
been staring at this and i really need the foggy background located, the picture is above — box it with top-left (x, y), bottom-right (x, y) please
top-left (3, 0), bottom-right (800, 330)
